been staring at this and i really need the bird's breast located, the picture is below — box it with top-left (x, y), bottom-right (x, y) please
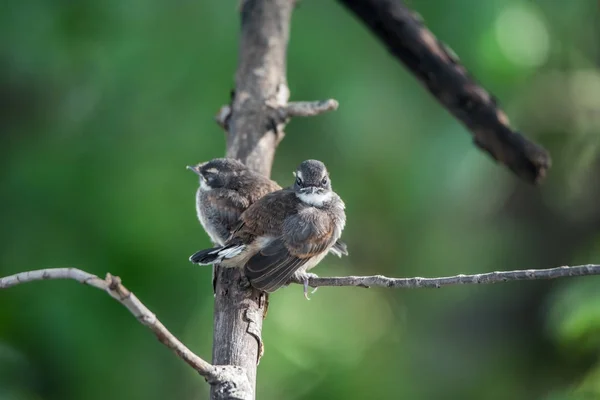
top-left (196, 190), bottom-right (226, 245)
top-left (301, 250), bottom-right (329, 272)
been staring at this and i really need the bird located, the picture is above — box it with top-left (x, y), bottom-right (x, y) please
top-left (189, 159), bottom-right (347, 299)
top-left (187, 158), bottom-right (280, 247)
top-left (187, 157), bottom-right (348, 254)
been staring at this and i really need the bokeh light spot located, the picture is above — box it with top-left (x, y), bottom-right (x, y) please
top-left (495, 3), bottom-right (550, 68)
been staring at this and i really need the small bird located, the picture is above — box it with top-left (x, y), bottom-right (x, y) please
top-left (188, 157), bottom-right (348, 254)
top-left (189, 159), bottom-right (346, 299)
top-left (187, 158), bottom-right (280, 246)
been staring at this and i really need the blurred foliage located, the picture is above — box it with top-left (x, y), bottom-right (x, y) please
top-left (1, 0), bottom-right (600, 399)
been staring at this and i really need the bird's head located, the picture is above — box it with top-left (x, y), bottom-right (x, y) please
top-left (187, 158), bottom-right (247, 190)
top-left (293, 159), bottom-right (333, 206)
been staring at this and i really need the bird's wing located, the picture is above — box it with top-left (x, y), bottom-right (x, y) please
top-left (244, 211), bottom-right (334, 293)
top-left (245, 175), bottom-right (281, 203)
top-left (244, 239), bottom-right (308, 292)
top-left (206, 189), bottom-right (250, 240)
top-left (235, 189), bottom-right (295, 236)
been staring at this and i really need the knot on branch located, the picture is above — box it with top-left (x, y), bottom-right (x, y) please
top-left (215, 88), bottom-right (237, 131)
top-left (216, 105), bottom-right (233, 131)
top-left (209, 365), bottom-right (253, 400)
top-left (105, 273), bottom-right (130, 300)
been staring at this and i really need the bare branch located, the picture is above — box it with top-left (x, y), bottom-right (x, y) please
top-left (290, 265), bottom-right (600, 289)
top-left (0, 268), bottom-right (252, 400)
top-left (336, 0), bottom-right (551, 184)
top-left (281, 99), bottom-right (339, 117)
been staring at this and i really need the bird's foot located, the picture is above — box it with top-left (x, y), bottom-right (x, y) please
top-left (293, 272), bottom-right (319, 300)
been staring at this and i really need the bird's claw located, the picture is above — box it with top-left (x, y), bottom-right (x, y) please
top-left (295, 272), bottom-right (318, 300)
top-left (303, 279), bottom-right (310, 300)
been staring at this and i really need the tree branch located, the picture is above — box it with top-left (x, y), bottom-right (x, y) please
top-left (212, 1), bottom-right (313, 399)
top-left (290, 265), bottom-right (600, 289)
top-left (216, 98), bottom-right (339, 131)
top-left (224, 0), bottom-right (293, 178)
top-left (212, 2), bottom-right (341, 398)
top-left (0, 268), bottom-right (253, 400)
top-left (272, 99), bottom-right (340, 118)
top-left (336, 0), bottom-right (551, 184)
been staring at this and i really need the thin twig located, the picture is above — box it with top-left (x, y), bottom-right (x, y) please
top-left (290, 265), bottom-right (600, 289)
top-left (283, 99), bottom-right (339, 117)
top-left (0, 268), bottom-right (252, 400)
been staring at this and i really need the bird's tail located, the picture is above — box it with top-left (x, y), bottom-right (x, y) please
top-left (189, 243), bottom-right (246, 265)
top-left (329, 240), bottom-right (349, 258)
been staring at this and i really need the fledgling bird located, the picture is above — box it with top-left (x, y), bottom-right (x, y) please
top-left (187, 158), bottom-right (280, 246)
top-left (189, 159), bottom-right (346, 299)
top-left (187, 158), bottom-right (348, 255)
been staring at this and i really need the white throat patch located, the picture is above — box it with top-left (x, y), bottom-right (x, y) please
top-left (199, 178), bottom-right (212, 191)
top-left (296, 191), bottom-right (332, 207)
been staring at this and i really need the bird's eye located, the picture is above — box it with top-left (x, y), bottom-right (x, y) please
top-left (296, 177), bottom-right (303, 186)
top-left (205, 174), bottom-right (222, 187)
top-left (321, 176), bottom-right (328, 185)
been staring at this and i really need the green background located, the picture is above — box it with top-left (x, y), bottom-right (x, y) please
top-left (1, 1), bottom-right (600, 399)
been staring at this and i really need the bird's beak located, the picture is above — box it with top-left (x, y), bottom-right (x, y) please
top-left (187, 165), bottom-right (201, 175)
